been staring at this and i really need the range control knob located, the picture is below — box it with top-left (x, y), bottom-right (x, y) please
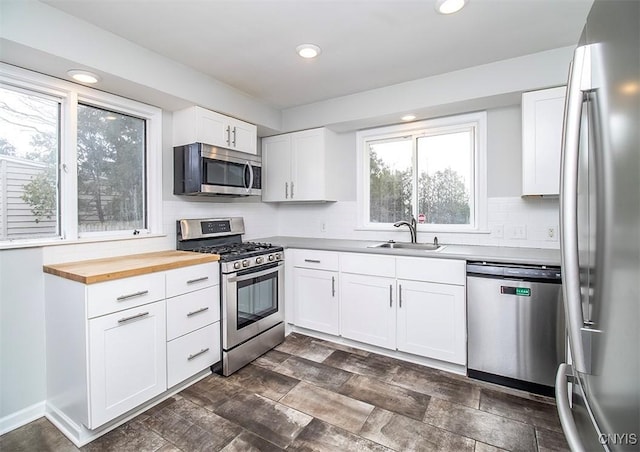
top-left (233, 262), bottom-right (241, 270)
top-left (242, 259), bottom-right (249, 268)
top-left (268, 254), bottom-right (275, 262)
top-left (275, 253), bottom-right (281, 260)
top-left (256, 257), bottom-right (264, 264)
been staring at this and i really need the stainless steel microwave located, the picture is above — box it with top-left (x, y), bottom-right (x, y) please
top-left (174, 143), bottom-right (261, 197)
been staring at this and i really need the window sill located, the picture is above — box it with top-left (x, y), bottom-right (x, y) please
top-left (0, 232), bottom-right (167, 251)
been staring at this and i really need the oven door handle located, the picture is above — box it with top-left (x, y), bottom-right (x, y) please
top-left (227, 264), bottom-right (282, 283)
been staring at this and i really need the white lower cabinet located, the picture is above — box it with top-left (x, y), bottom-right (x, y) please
top-left (291, 251), bottom-right (466, 367)
top-left (45, 260), bottom-right (221, 440)
top-left (340, 273), bottom-right (396, 350)
top-left (293, 267), bottom-right (339, 335)
top-left (396, 279), bottom-right (466, 365)
top-left (88, 301), bottom-right (167, 428)
top-left (291, 249), bottom-right (340, 335)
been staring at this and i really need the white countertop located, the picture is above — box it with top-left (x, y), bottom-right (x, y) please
top-left (257, 236), bottom-right (561, 267)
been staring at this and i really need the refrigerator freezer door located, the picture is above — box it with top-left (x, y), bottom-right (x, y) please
top-left (558, 1), bottom-right (640, 450)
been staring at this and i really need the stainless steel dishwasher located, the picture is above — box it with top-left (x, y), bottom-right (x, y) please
top-left (466, 261), bottom-right (564, 396)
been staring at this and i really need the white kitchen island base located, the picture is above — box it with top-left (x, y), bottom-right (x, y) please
top-left (45, 369), bottom-right (211, 447)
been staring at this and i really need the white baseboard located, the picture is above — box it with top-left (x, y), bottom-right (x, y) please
top-left (46, 369), bottom-right (212, 447)
top-left (0, 401), bottom-right (46, 436)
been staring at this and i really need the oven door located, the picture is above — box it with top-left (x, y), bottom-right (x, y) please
top-left (222, 262), bottom-right (283, 350)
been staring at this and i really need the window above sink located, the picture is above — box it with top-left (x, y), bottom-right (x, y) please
top-left (356, 112), bottom-right (487, 234)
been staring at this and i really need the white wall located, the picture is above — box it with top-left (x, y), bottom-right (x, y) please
top-left (0, 248), bottom-right (47, 432)
top-left (280, 47), bottom-right (573, 133)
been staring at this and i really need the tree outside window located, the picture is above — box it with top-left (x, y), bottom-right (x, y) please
top-left (367, 125), bottom-right (475, 228)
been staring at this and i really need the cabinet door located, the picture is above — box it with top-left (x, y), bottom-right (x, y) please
top-left (522, 86), bottom-right (566, 195)
top-left (396, 280), bottom-right (466, 365)
top-left (88, 301), bottom-right (167, 428)
top-left (292, 129), bottom-right (326, 201)
top-left (196, 108), bottom-right (230, 149)
top-left (293, 268), bottom-right (339, 335)
top-left (340, 273), bottom-right (396, 350)
top-left (262, 134), bottom-right (292, 202)
top-left (228, 117), bottom-right (257, 155)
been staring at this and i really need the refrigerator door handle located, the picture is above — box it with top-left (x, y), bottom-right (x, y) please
top-left (555, 364), bottom-right (586, 452)
top-left (560, 44), bottom-right (590, 374)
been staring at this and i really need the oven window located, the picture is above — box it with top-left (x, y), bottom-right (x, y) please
top-left (205, 159), bottom-right (246, 188)
top-left (237, 271), bottom-right (278, 330)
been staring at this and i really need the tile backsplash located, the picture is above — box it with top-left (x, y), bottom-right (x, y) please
top-left (275, 197), bottom-right (560, 249)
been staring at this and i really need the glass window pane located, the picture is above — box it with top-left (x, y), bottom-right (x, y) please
top-left (77, 104), bottom-right (146, 233)
top-left (0, 86), bottom-right (60, 240)
top-left (369, 138), bottom-right (413, 223)
top-left (417, 131), bottom-right (472, 225)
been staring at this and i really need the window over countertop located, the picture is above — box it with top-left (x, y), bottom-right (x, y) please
top-left (357, 112), bottom-right (487, 233)
top-left (0, 63), bottom-right (162, 248)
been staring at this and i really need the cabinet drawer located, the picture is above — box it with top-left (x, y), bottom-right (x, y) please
top-left (340, 252), bottom-right (395, 278)
top-left (396, 257), bottom-right (465, 286)
top-left (166, 286), bottom-right (220, 341)
top-left (166, 262), bottom-right (219, 298)
top-left (292, 249), bottom-right (339, 271)
top-left (167, 323), bottom-right (220, 388)
top-left (87, 273), bottom-right (165, 319)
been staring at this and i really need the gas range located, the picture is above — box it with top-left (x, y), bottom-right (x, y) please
top-left (176, 217), bottom-right (285, 376)
top-left (176, 218), bottom-right (283, 273)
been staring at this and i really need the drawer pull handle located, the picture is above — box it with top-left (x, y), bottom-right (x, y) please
top-left (118, 311), bottom-right (149, 324)
top-left (304, 259), bottom-right (321, 264)
top-left (188, 348), bottom-right (210, 361)
top-left (187, 276), bottom-right (209, 285)
top-left (187, 307), bottom-right (209, 317)
top-left (116, 290), bottom-right (149, 301)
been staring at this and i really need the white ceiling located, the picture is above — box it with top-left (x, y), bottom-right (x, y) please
top-left (42, 0), bottom-right (593, 110)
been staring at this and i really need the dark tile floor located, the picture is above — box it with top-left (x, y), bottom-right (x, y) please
top-left (0, 333), bottom-right (569, 451)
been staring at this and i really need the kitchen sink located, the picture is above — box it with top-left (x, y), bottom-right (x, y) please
top-left (368, 241), bottom-right (444, 251)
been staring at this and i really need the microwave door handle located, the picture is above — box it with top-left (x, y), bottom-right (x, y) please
top-left (246, 162), bottom-right (254, 193)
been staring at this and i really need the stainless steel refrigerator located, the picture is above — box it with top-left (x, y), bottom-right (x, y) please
top-left (557, 0), bottom-right (639, 451)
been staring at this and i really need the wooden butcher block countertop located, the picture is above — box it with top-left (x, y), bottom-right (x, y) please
top-left (43, 250), bottom-right (219, 284)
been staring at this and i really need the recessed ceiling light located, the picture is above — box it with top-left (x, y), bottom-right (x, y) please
top-left (435, 0), bottom-right (468, 15)
top-left (296, 44), bottom-right (321, 59)
top-left (67, 69), bottom-right (101, 84)
top-left (401, 114), bottom-right (417, 121)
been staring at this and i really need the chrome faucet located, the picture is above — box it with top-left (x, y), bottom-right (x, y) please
top-left (433, 236), bottom-right (439, 247)
top-left (393, 217), bottom-right (417, 243)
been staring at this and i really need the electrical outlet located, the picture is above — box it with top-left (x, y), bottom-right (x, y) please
top-left (545, 225), bottom-right (558, 241)
top-left (508, 224), bottom-right (527, 240)
top-left (491, 224), bottom-right (504, 238)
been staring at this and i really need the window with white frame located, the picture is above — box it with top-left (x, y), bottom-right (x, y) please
top-left (0, 65), bottom-right (162, 245)
top-left (358, 112), bottom-right (486, 231)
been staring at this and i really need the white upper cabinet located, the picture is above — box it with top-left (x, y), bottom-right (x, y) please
top-left (521, 86), bottom-right (567, 196)
top-left (173, 106), bottom-right (257, 155)
top-left (262, 127), bottom-right (338, 202)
